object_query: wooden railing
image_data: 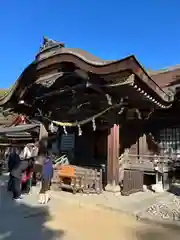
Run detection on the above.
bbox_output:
[119,154,173,172]
[119,153,180,195]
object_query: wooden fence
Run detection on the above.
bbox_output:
[121,169,144,196]
[120,154,170,196]
[52,164,103,194]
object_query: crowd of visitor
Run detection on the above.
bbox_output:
[6,142,53,204]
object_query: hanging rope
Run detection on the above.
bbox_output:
[52,103,123,127]
[40,102,124,127]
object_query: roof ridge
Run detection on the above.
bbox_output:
[150,64,180,75]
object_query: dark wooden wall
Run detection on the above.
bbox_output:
[74,131,95,165]
[120,120,160,157]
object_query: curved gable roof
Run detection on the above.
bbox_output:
[0,37,175,107]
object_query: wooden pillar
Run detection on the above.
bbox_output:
[139,134,147,156]
[105,124,120,192]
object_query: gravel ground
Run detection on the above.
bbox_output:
[137,185,180,223]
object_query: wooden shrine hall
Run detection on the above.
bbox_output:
[0,37,180,195]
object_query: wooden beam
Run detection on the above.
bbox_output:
[36,83,87,100]
[103,74,135,88]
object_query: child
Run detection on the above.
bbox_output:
[21,166,33,194]
[38,155,53,204]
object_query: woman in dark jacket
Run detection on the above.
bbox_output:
[10,156,33,200]
[7,148,20,192]
[38,153,53,204]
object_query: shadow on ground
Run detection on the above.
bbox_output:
[0,175,65,240]
[136,220,180,240]
[168,184,180,196]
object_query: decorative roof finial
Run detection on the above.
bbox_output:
[43,36,49,45]
[39,36,65,52]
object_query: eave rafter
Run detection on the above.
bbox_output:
[130,80,173,109]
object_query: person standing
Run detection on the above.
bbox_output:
[7,148,19,192]
[10,156,31,201]
[38,152,53,204]
[20,144,35,194]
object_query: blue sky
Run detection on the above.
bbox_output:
[0,0,180,88]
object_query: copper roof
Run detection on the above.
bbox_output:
[0,123,39,134]
[36,46,115,65]
[37,36,114,65]
[150,66,180,88]
[0,37,177,108]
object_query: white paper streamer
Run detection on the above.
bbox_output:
[92,118,96,131]
[63,126,68,135]
[78,124,82,136]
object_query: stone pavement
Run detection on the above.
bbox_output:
[50,187,170,216]
[50,185,180,223]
